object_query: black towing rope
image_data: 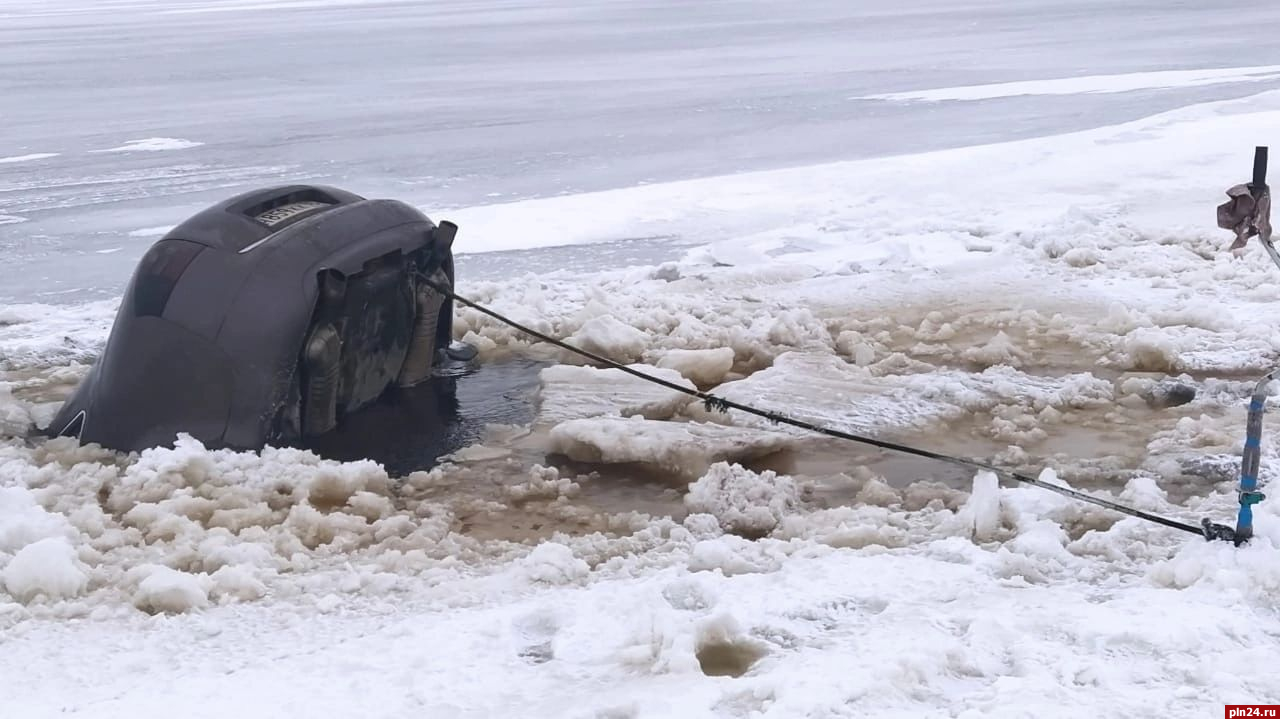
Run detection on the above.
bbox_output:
[420,274,1231,540]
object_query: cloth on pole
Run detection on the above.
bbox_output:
[1218,182,1272,250]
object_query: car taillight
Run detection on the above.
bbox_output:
[132,239,204,317]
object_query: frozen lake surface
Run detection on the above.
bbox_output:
[7,3,1280,717]
[6,0,1280,301]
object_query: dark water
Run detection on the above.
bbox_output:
[302,355,546,476]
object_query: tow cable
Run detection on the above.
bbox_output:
[418,277,1257,545]
[419,146,1279,546]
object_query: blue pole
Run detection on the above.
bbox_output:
[1236,370,1275,545]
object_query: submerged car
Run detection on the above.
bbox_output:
[48,184,465,453]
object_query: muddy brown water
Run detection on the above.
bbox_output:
[578,372,1236,529]
[4,351,1246,544]
[372,351,1237,542]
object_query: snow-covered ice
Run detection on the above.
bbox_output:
[6,89,1280,714]
[860,65,1280,102]
[0,153,60,164]
[5,2,1280,717]
[549,417,794,480]
[88,137,205,153]
[9,0,1280,303]
[125,226,173,238]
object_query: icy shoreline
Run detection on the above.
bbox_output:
[4,89,1280,717]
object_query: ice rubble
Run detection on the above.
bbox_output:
[519,542,591,585]
[131,564,212,613]
[2,536,88,602]
[958,470,1002,541]
[654,347,736,387]
[684,462,801,538]
[565,315,650,363]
